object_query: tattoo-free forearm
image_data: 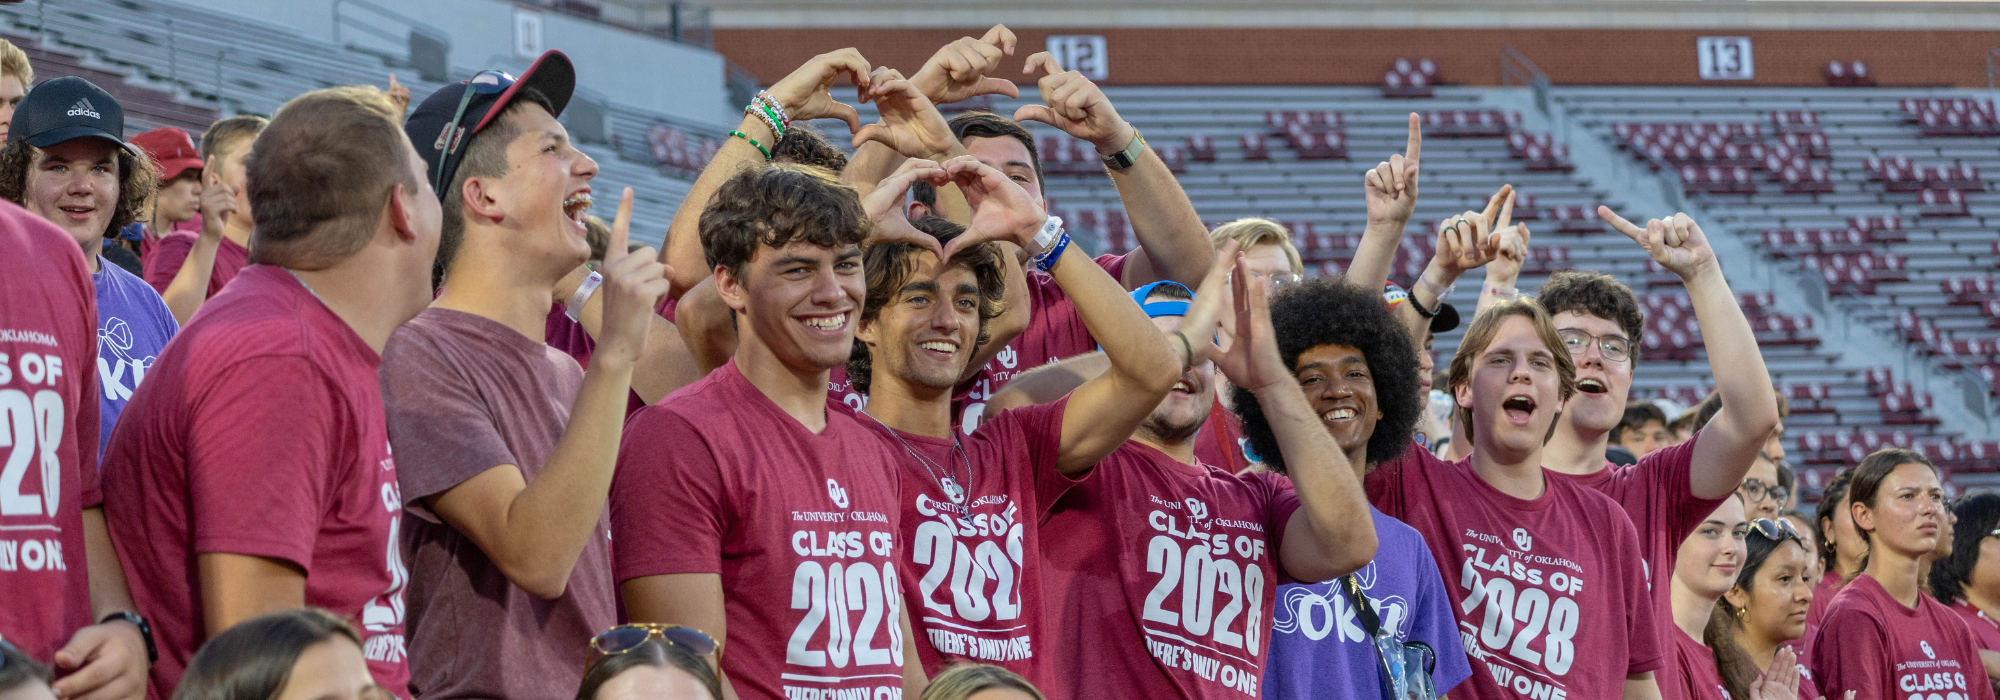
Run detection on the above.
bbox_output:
[1108,143,1212,288]
[160,234,221,325]
[1051,247,1180,474]
[1267,380,1376,582]
[1684,263,1780,498]
[663,115,776,296]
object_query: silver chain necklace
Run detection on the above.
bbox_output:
[860,409,973,506]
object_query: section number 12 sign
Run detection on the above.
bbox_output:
[1045,35,1109,80]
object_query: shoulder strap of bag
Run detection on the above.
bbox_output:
[1339,574,1382,637]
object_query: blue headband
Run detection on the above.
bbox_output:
[1129,280,1193,318]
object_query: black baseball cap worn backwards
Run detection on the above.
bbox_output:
[7,76,141,156]
[406,50,575,201]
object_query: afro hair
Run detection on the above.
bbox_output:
[1232,276,1423,474]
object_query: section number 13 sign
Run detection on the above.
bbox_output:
[1045,35,1109,81]
[1697,37,1754,80]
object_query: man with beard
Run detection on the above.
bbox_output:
[988,260,1378,699]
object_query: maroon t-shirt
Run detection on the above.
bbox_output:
[1191,397,1248,475]
[611,360,908,700]
[542,305,645,417]
[1665,627,1727,700]
[951,254,1127,434]
[0,202,102,662]
[1806,571,1848,631]
[1952,599,2000,652]
[1366,449,1662,700]
[1551,432,1717,694]
[865,398,1077,686]
[102,265,410,697]
[1808,573,1995,700]
[1040,441,1301,700]
[380,308,616,699]
[141,232,247,298]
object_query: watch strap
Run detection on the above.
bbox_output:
[100,610,157,663]
[1102,129,1146,171]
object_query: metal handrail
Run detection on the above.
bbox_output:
[1500,45,1553,117]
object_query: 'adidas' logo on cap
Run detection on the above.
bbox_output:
[66,98,101,120]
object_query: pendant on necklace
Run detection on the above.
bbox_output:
[940,476,966,504]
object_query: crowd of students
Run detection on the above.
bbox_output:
[0,24,1992,700]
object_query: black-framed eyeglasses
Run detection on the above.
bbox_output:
[1749,517,1801,543]
[1739,478,1790,505]
[590,624,717,658]
[433,70,516,192]
[1557,328,1631,362]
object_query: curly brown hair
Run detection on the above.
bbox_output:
[1536,270,1645,359]
[697,163,871,281]
[0,139,158,240]
[846,216,1006,395]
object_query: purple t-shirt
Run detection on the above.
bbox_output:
[380,308,617,699]
[1264,506,1472,697]
[93,259,176,455]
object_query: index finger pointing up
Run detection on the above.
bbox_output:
[1404,112,1422,163]
[1479,184,1513,225]
[607,187,634,264]
[1595,205,1648,240]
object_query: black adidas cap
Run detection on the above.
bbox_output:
[7,76,138,155]
[405,50,574,199]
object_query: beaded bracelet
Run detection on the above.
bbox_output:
[744,92,788,140]
[728,130,772,161]
[755,91,790,127]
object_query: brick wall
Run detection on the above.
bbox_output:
[715,27,2000,88]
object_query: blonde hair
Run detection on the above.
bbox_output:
[1447,297,1577,442]
[0,38,30,87]
[921,664,1045,700]
[1208,218,1303,276]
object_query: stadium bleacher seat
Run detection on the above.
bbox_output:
[1825,61,1877,88]
[1382,59,1438,98]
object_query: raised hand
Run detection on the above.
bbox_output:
[1012,52,1134,153]
[1364,112,1423,226]
[766,48,874,134]
[1212,253,1289,393]
[198,156,235,240]
[594,188,673,366]
[939,155,1045,260]
[1489,221,1531,282]
[1597,206,1719,279]
[386,73,410,116]
[1172,240,1241,367]
[1432,184,1514,276]
[853,69,960,161]
[859,158,950,257]
[911,25,1020,105]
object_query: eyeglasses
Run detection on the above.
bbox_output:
[1749,517,1802,544]
[1557,328,1631,362]
[590,624,717,658]
[433,70,516,192]
[1739,478,1790,505]
[1267,273,1302,289]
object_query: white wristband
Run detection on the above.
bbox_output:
[1032,215,1064,253]
[565,271,604,322]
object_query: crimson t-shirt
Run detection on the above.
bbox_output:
[1192,397,1249,475]
[1550,434,1716,699]
[102,265,410,697]
[0,201,102,662]
[1951,599,2000,652]
[1806,571,1848,631]
[866,399,1077,687]
[611,360,908,700]
[1040,441,1300,700]
[1808,574,1995,700]
[141,232,248,298]
[1665,627,1727,700]
[1366,449,1662,700]
[951,254,1127,434]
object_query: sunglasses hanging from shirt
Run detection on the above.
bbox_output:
[1340,575,1440,700]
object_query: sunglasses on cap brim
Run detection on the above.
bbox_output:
[432,70,516,193]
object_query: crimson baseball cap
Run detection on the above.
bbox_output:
[1383,282,1461,333]
[406,50,575,199]
[130,127,202,181]
[7,76,140,156]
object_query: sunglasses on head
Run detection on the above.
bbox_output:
[1749,517,1801,544]
[433,69,517,192]
[591,624,717,658]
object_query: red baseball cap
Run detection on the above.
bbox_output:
[130,127,202,181]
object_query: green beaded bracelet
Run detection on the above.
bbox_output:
[728,130,772,161]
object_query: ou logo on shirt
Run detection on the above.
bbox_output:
[1922,640,1936,659]
[826,479,849,509]
[1511,528,1533,552]
[996,346,1018,369]
[1183,498,1209,521]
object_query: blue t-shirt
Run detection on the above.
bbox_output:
[93,258,177,455]
[1264,506,1472,697]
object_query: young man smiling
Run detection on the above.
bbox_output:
[987,262,1380,699]
[847,157,1230,686]
[381,51,677,699]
